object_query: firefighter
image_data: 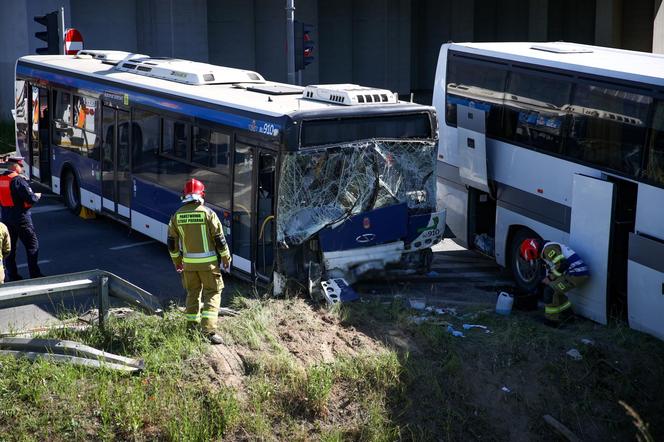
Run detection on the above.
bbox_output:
[520,238,589,325]
[0,157,43,281]
[0,222,10,284]
[167,178,231,345]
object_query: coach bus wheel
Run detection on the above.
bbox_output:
[63,170,82,215]
[510,228,542,293]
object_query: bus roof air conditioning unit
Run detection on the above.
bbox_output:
[302,84,398,105]
[76,50,149,63]
[114,58,265,85]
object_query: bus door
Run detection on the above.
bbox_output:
[28,85,51,183]
[568,174,614,325]
[457,104,490,193]
[232,143,255,276]
[255,151,276,281]
[101,105,131,219]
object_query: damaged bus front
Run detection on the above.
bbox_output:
[274,101,445,300]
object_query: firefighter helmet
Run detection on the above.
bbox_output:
[520,238,541,261]
[182,178,205,202]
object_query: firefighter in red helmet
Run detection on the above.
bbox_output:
[520,238,589,325]
[167,178,231,344]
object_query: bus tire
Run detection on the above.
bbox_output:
[510,228,542,294]
[63,170,82,215]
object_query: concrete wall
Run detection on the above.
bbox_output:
[1,0,662,120]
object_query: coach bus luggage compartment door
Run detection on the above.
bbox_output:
[568,174,614,325]
[456,105,490,193]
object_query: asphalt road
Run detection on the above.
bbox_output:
[11,194,186,303]
[1,187,512,332]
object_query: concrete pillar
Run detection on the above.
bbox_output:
[595,0,622,47]
[136,0,208,62]
[70,0,138,53]
[319,0,353,84]
[207,0,255,70]
[654,0,664,52]
[529,0,548,41]
[254,0,286,82]
[352,0,411,94]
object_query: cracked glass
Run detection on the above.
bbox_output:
[276,139,436,245]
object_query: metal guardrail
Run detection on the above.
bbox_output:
[0,269,163,328]
[0,269,163,372]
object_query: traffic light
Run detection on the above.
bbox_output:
[294,21,315,71]
[34,11,60,55]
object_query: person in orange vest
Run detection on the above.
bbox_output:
[0,222,10,284]
[167,178,231,345]
[0,157,43,281]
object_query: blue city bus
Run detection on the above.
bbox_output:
[14,50,445,297]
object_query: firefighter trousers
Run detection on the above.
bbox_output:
[544,274,588,323]
[182,268,223,333]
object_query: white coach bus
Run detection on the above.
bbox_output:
[433,42,664,339]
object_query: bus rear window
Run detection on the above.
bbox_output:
[300,113,432,147]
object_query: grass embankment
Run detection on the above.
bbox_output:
[0,121,15,154]
[0,296,662,441]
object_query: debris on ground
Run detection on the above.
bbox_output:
[501,386,512,393]
[462,323,488,330]
[447,325,465,337]
[543,414,582,442]
[566,348,583,361]
[408,298,426,310]
[581,338,595,346]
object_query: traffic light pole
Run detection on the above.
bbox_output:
[286,0,296,85]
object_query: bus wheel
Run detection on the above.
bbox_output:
[510,228,542,293]
[63,170,82,215]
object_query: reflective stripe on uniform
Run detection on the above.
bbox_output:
[169,251,180,258]
[183,251,217,264]
[201,310,217,319]
[550,268,563,277]
[186,313,201,322]
[177,226,187,253]
[201,224,209,252]
[552,254,565,264]
[545,301,572,314]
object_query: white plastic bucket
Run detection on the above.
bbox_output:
[496,291,514,315]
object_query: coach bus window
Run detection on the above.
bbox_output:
[502,71,572,154]
[567,83,651,177]
[646,101,664,186]
[131,109,160,180]
[445,57,506,136]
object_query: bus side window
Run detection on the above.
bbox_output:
[162,119,188,160]
[445,56,506,137]
[646,101,664,186]
[566,83,651,177]
[132,109,160,179]
[502,71,572,154]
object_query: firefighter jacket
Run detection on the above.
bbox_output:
[0,222,10,261]
[0,171,39,225]
[541,242,589,279]
[167,201,231,271]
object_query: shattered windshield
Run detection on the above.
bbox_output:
[276,139,436,245]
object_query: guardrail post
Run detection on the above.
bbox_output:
[98,275,109,328]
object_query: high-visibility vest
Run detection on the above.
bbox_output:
[541,242,589,277]
[0,172,31,209]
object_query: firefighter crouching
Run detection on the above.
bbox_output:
[168,178,231,345]
[0,157,43,281]
[520,238,589,325]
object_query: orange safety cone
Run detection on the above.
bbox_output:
[79,207,96,219]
